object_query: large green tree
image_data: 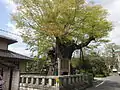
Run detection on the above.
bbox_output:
[11,0,112,74]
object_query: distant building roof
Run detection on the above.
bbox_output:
[0,35,17,44]
[0,49,32,61]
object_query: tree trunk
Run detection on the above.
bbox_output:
[47,36,95,75]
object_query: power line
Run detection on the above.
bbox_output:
[0,29,21,37]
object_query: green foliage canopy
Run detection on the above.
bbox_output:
[11,0,112,56]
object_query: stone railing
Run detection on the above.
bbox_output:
[19,73,93,90]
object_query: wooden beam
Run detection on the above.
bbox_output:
[0,60,16,68]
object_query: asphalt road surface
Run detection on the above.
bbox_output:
[86,74,120,90]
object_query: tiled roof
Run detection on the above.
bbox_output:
[0,49,32,61]
[0,35,17,44]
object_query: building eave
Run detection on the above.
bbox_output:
[0,49,33,61]
[0,35,17,44]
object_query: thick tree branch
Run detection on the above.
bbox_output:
[47,36,95,61]
[75,36,95,49]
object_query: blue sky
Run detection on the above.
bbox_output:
[0,0,31,56]
[0,0,120,56]
[0,2,10,31]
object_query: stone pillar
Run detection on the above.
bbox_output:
[49,78,52,86]
[68,77,71,84]
[61,59,69,75]
[68,60,71,75]
[3,68,10,90]
[58,58,61,75]
[36,78,39,85]
[42,78,45,85]
[26,77,28,84]
[11,69,20,90]
[31,78,34,84]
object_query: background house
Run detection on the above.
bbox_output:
[0,35,31,90]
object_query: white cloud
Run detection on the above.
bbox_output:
[100,0,120,45]
[6,22,22,41]
[118,21,120,24]
[0,0,17,13]
[5,22,32,56]
[8,44,31,57]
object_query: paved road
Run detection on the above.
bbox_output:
[86,75,120,90]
